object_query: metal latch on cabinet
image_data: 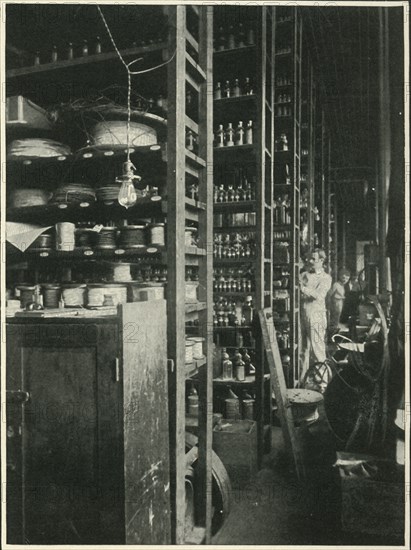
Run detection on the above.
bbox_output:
[6,390,30,403]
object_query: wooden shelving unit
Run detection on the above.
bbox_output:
[301,50,316,253]
[211,6,274,467]
[5,4,214,545]
[273,6,302,387]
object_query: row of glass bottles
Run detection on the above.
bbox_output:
[214,23,255,52]
[276,45,292,55]
[214,211,256,229]
[214,121,253,147]
[214,77,254,99]
[276,93,292,104]
[221,347,255,381]
[273,230,291,240]
[214,232,256,259]
[273,195,291,225]
[275,133,289,152]
[213,179,256,203]
[213,267,254,293]
[213,296,254,327]
[132,267,168,283]
[276,75,293,86]
[276,105,292,117]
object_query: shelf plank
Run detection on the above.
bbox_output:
[7,42,168,79]
[185,302,207,314]
[214,200,256,212]
[185,30,199,53]
[213,44,256,57]
[214,94,257,105]
[214,257,256,265]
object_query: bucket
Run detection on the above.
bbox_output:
[287,389,323,424]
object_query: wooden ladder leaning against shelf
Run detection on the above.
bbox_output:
[258,308,305,480]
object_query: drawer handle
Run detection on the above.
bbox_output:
[6,390,30,403]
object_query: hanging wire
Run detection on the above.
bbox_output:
[96,4,176,167]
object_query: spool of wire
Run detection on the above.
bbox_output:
[62,284,86,307]
[149,223,165,246]
[119,225,146,248]
[29,233,54,251]
[51,183,96,208]
[55,222,76,251]
[42,284,61,308]
[95,227,117,249]
[112,263,132,282]
[96,183,122,205]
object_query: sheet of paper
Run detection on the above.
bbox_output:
[6,222,53,252]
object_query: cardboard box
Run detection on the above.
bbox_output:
[213,419,257,488]
[337,451,405,538]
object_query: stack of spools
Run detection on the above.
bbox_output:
[7,138,71,159]
[119,225,146,248]
[11,188,50,208]
[51,183,96,207]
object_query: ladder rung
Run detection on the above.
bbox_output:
[185,163,199,179]
[186,52,206,82]
[185,71,200,93]
[189,5,200,17]
[185,30,199,53]
[185,115,199,134]
[186,149,206,168]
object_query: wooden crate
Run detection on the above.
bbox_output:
[213,420,257,488]
[337,452,405,538]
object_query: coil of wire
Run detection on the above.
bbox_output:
[51,183,96,207]
[95,227,118,249]
[96,183,122,205]
[61,284,86,307]
[87,284,128,307]
[119,225,147,249]
[10,188,51,208]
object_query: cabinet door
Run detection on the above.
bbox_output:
[6,322,122,544]
[121,301,171,544]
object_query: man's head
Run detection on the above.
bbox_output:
[338,267,351,284]
[308,249,326,272]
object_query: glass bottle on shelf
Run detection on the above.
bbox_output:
[216,125,225,147]
[222,348,233,380]
[247,25,255,45]
[235,356,246,381]
[95,36,102,54]
[224,80,231,98]
[227,25,236,49]
[82,39,88,56]
[245,120,253,144]
[186,129,195,151]
[232,78,241,97]
[225,123,234,147]
[34,51,40,65]
[214,81,222,100]
[244,77,253,95]
[217,27,226,51]
[235,121,244,146]
[238,22,246,48]
[243,295,253,325]
[51,45,58,62]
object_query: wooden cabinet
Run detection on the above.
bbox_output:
[6,302,170,545]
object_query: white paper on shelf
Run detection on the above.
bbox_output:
[6,222,53,252]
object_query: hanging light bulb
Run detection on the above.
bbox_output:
[117,160,141,209]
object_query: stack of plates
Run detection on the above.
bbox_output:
[51,183,96,207]
[7,138,71,159]
[96,183,122,205]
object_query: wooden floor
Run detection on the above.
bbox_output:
[213,417,404,546]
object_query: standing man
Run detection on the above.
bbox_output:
[299,249,332,382]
